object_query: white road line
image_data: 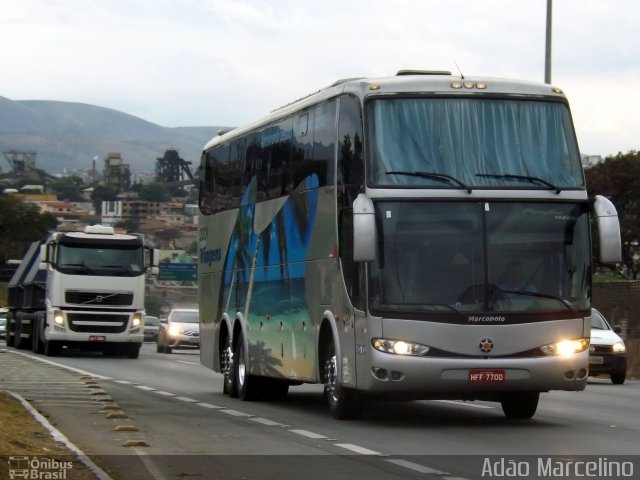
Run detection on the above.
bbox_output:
[220,409,253,417]
[113,380,134,384]
[435,399,495,409]
[153,390,175,396]
[289,429,327,439]
[196,402,223,409]
[177,360,199,365]
[250,417,285,426]
[10,351,111,380]
[135,385,156,391]
[385,459,449,475]
[334,444,381,455]
[175,396,198,403]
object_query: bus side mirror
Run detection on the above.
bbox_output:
[593,195,622,264]
[353,194,376,262]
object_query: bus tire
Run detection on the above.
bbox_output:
[323,337,364,420]
[500,392,539,419]
[234,334,259,401]
[222,336,237,397]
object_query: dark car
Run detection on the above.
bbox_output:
[156,308,199,354]
[589,308,627,384]
[143,316,160,342]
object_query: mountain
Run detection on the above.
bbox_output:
[0,96,222,174]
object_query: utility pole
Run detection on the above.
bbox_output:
[545,0,553,84]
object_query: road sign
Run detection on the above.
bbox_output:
[158,263,197,282]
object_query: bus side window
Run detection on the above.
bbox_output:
[337,95,364,211]
[339,208,364,311]
[199,151,215,215]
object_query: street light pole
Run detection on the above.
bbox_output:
[545,0,553,84]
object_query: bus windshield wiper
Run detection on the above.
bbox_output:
[386,171,472,193]
[475,173,561,194]
[497,288,575,311]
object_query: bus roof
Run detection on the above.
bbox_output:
[204,71,567,151]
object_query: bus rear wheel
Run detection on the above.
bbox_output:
[323,337,364,420]
[234,334,260,401]
[500,392,539,419]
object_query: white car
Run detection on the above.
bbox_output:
[0,308,7,342]
[589,308,627,384]
[156,308,199,354]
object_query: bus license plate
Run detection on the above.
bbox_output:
[469,369,505,383]
[89,336,106,342]
[589,356,604,365]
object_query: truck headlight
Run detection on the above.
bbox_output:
[372,338,430,356]
[53,310,64,326]
[541,338,589,357]
[131,313,142,329]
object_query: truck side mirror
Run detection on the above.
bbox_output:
[593,195,622,264]
[353,194,376,262]
[147,248,160,275]
[38,245,48,270]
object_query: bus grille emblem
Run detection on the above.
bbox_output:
[479,338,494,353]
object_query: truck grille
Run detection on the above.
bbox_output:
[66,313,129,333]
[65,291,134,306]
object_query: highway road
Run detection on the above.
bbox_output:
[2,343,639,480]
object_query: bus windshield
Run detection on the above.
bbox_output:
[367,98,583,189]
[56,244,145,277]
[368,201,591,320]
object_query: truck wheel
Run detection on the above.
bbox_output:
[610,371,626,385]
[126,344,141,359]
[45,340,61,357]
[32,313,45,354]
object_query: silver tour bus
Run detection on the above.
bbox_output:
[197,71,621,419]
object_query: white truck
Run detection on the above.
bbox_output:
[6,225,158,358]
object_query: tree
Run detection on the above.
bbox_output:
[49,176,85,201]
[139,182,172,202]
[90,185,119,215]
[0,196,58,262]
[585,150,640,278]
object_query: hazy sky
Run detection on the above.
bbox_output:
[2,0,639,157]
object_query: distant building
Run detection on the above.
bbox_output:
[103,153,131,191]
[581,154,603,169]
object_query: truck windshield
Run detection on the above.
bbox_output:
[366,98,583,189]
[56,244,145,277]
[368,201,591,321]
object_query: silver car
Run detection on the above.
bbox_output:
[156,308,199,354]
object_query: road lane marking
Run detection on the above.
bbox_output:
[154,390,175,396]
[135,385,156,391]
[334,443,381,455]
[289,429,327,439]
[175,396,198,403]
[113,380,134,384]
[196,402,223,409]
[250,417,285,426]
[220,409,253,417]
[386,459,449,475]
[177,360,199,365]
[10,351,111,380]
[434,399,494,409]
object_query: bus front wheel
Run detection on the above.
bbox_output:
[323,338,364,420]
[500,392,539,419]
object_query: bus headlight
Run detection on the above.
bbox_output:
[372,338,430,356]
[612,342,626,353]
[540,338,589,357]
